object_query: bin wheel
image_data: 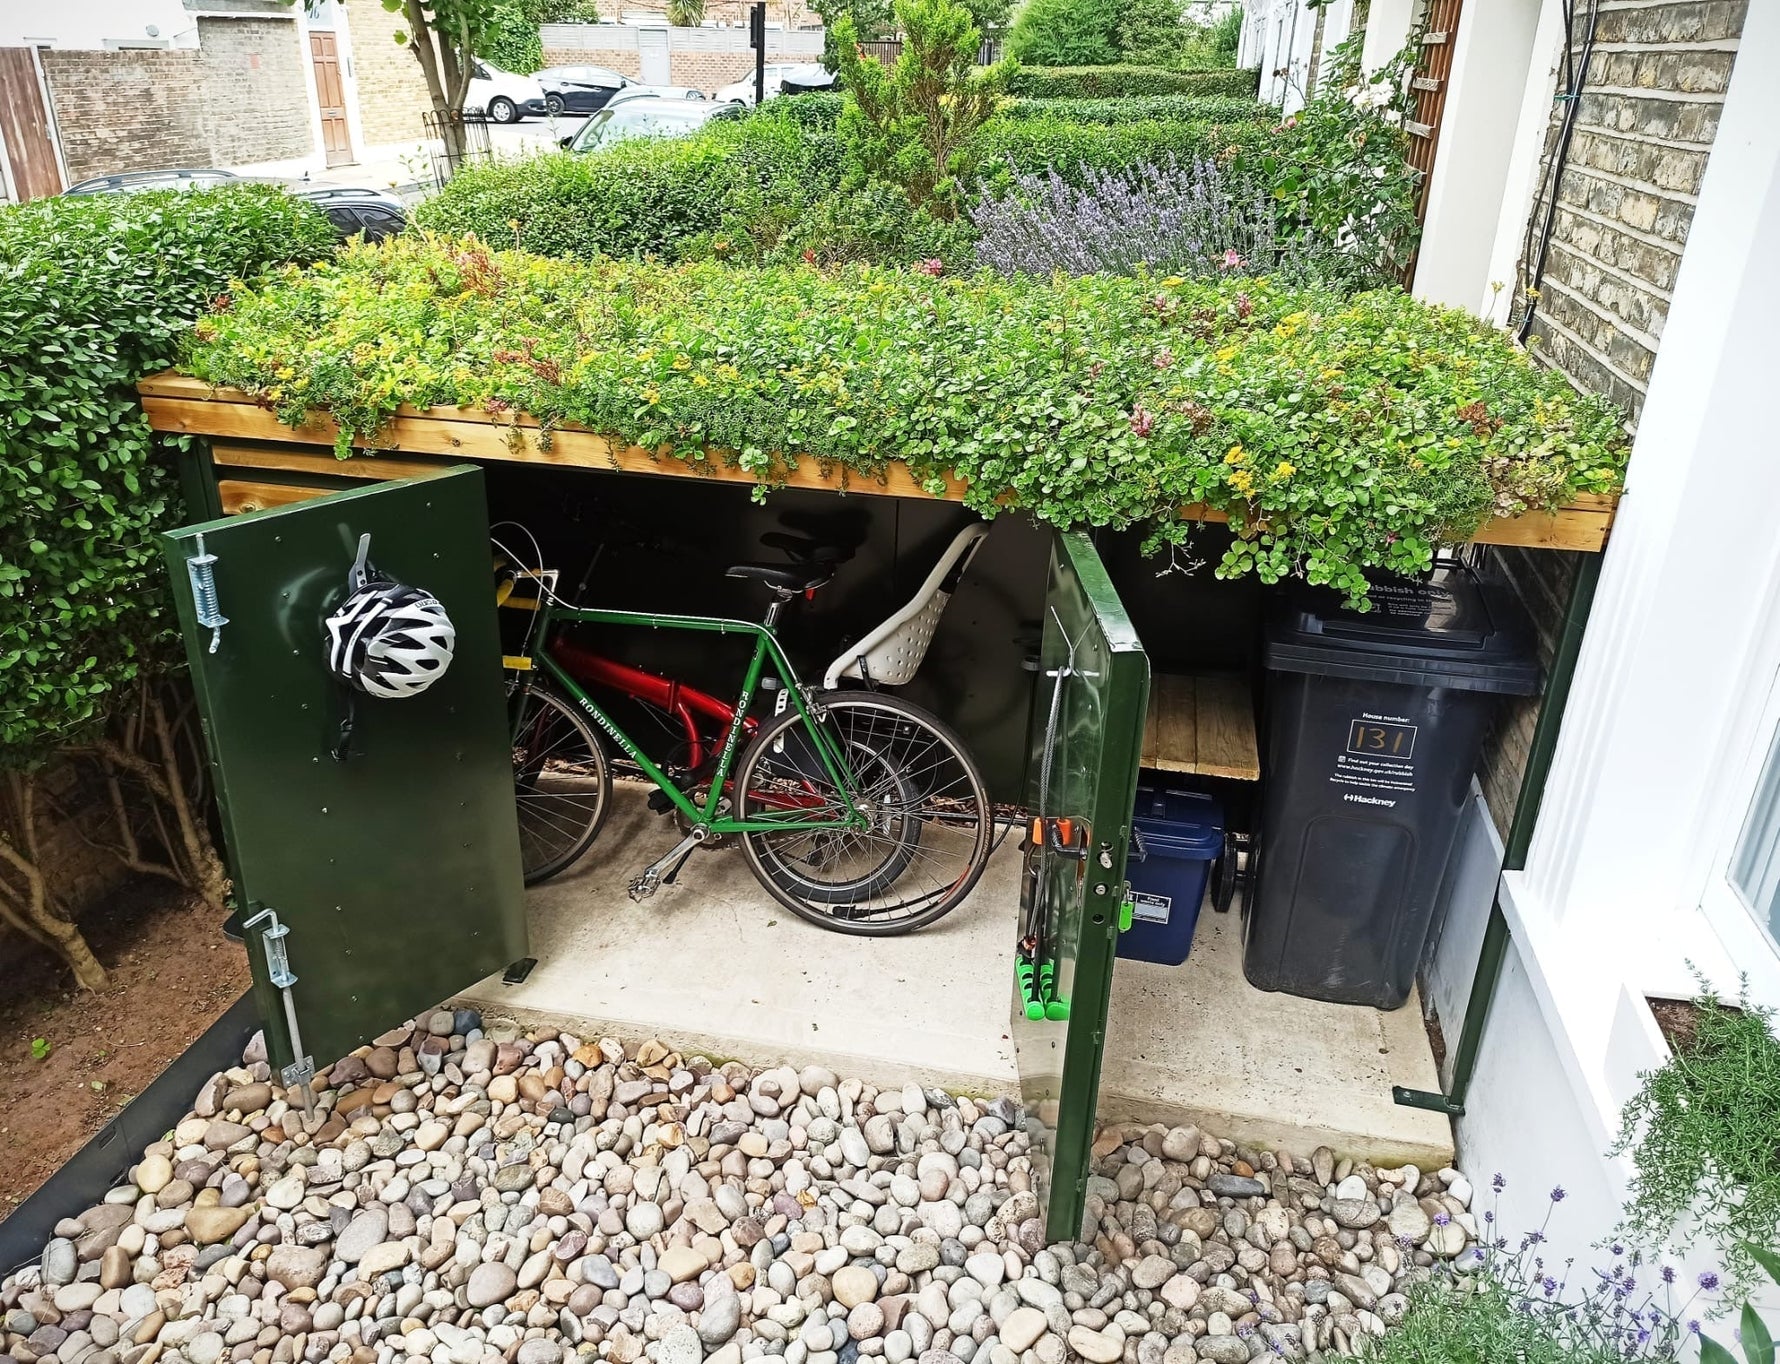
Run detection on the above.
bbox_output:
[1212,830,1250,914]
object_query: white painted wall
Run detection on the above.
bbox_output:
[1411,0,1544,309]
[1359,0,1417,74]
[0,0,199,49]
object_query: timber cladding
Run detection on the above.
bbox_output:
[39,17,313,183]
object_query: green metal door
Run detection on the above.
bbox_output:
[1014,531,1150,1241]
[161,467,526,1086]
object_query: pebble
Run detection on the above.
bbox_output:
[0,1014,1482,1364]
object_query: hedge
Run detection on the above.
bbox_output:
[0,186,335,758]
[184,236,1628,604]
[1006,65,1261,99]
[997,94,1269,124]
[417,110,1274,265]
[416,115,843,263]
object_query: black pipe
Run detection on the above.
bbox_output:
[1395,550,1603,1116]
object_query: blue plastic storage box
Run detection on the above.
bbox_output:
[1118,781,1223,966]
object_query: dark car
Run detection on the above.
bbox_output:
[536,64,632,116]
[63,170,408,242]
[562,97,745,152]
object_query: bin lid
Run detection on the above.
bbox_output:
[1263,564,1541,694]
[1132,784,1224,859]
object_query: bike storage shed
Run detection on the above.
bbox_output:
[140,371,1617,1242]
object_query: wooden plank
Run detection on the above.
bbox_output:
[218,480,335,515]
[211,443,451,482]
[1411,75,1442,91]
[1141,674,1199,774]
[1193,673,1260,782]
[142,375,1618,549]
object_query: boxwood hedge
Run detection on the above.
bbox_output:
[1005,65,1262,99]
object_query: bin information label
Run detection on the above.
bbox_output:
[1131,891,1171,924]
[1332,711,1419,806]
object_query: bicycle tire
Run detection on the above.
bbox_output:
[511,684,612,885]
[732,691,993,936]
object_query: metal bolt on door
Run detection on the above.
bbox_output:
[1013,532,1150,1242]
[160,467,527,1083]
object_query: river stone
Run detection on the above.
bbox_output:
[659,1324,705,1364]
[698,1292,742,1345]
[1330,1198,1382,1230]
[135,1154,173,1195]
[468,1261,518,1307]
[266,1245,327,1291]
[187,1204,251,1245]
[1067,1327,1123,1363]
[660,1246,706,1284]
[1206,1173,1266,1199]
[1000,1309,1047,1353]
[832,1265,880,1309]
[359,1241,411,1277]
[336,1206,389,1263]
[41,1238,76,1285]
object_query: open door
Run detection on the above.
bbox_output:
[1014,532,1150,1241]
[160,467,526,1088]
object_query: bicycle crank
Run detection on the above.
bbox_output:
[627,826,709,902]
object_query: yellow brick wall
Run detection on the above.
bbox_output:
[344,0,435,148]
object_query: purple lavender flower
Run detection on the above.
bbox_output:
[1698,1272,1719,1291]
[1434,1212,1451,1227]
[1661,1265,1676,1284]
[1492,1172,1507,1191]
[1550,1186,1567,1203]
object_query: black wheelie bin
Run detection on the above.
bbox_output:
[1244,563,1540,1009]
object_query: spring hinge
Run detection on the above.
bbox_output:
[185,533,228,654]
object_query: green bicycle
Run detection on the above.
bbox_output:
[503,529,995,935]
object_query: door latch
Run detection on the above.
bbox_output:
[185,533,228,654]
[242,907,317,1118]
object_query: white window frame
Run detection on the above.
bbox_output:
[1688,571,1780,1008]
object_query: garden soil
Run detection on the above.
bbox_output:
[0,883,248,1220]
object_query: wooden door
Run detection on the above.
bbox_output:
[308,30,353,167]
[637,28,671,87]
[0,47,64,200]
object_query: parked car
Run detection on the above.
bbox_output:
[561,97,744,152]
[536,64,632,115]
[604,84,707,107]
[715,63,836,105]
[63,168,242,194]
[466,60,549,122]
[62,170,408,242]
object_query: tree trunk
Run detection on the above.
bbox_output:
[0,774,109,990]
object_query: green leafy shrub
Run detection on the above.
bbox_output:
[1249,35,1421,286]
[832,0,1014,216]
[184,235,1628,605]
[0,185,331,985]
[997,94,1266,124]
[1113,0,1192,67]
[971,114,1274,193]
[1004,0,1121,66]
[415,117,843,261]
[0,186,335,759]
[478,5,545,73]
[1613,988,1780,1301]
[1005,65,1259,99]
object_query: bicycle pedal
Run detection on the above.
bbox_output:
[646,789,675,814]
[627,874,659,902]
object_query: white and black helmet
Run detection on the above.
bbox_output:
[324,539,456,700]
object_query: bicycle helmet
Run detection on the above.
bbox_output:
[324,542,456,700]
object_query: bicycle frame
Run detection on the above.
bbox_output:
[515,595,870,836]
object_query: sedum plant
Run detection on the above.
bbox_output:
[184,235,1627,607]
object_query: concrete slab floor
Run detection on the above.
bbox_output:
[457,783,1024,1097]
[459,785,1454,1167]
[1099,910,1456,1170]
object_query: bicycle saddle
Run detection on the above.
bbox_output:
[726,562,833,594]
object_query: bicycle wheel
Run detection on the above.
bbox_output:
[511,685,612,885]
[732,692,993,935]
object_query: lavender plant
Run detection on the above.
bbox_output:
[1363,1179,1727,1364]
[969,154,1357,286]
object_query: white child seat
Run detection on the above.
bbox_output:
[822,524,990,690]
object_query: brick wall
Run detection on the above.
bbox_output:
[542,45,644,77]
[1474,0,1747,841]
[343,0,435,148]
[541,23,824,94]
[42,16,313,182]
